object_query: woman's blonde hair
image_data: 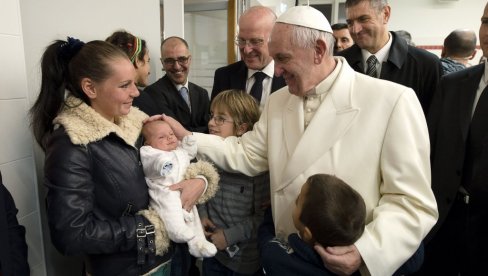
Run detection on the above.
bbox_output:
[211,90,260,136]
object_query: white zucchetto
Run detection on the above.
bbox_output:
[276,5,333,33]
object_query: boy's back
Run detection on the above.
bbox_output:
[259,208,335,276]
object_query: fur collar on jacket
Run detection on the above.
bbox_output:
[53,96,148,146]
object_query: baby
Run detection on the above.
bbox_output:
[140,120,217,258]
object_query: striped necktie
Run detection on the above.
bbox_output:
[366,55,378,78]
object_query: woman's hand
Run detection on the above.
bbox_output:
[170,178,205,211]
[314,244,362,275]
[162,114,192,140]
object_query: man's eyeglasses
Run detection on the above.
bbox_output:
[161,56,191,66]
[234,37,265,48]
[209,114,234,126]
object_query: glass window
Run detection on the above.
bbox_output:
[310,4,332,20]
[338,2,346,23]
[184,9,227,95]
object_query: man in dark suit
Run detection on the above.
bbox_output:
[212,6,286,110]
[338,0,441,114]
[417,3,488,275]
[139,36,210,133]
[0,171,30,275]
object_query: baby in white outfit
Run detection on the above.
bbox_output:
[140,120,216,258]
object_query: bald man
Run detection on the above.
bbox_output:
[141,36,210,133]
[211,6,286,110]
[440,29,477,75]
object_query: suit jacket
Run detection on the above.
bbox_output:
[140,75,210,133]
[338,31,441,114]
[0,172,30,275]
[194,57,438,276]
[427,63,487,239]
[133,89,159,117]
[211,60,287,100]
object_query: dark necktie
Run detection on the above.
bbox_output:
[366,55,378,78]
[250,71,267,102]
[462,85,488,191]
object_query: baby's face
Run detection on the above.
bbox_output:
[144,121,178,151]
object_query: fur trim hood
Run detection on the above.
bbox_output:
[53,96,148,146]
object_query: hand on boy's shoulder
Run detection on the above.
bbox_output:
[314,244,361,275]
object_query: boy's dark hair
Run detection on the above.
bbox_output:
[300,174,366,247]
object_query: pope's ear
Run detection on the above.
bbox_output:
[81,78,97,99]
[315,39,327,63]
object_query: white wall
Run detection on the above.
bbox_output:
[0,0,46,275]
[15,0,161,274]
[389,0,483,45]
[387,0,485,63]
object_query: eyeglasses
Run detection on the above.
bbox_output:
[234,37,265,48]
[209,114,234,126]
[161,55,191,66]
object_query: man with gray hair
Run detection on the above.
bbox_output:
[161,5,437,275]
[211,6,286,110]
[339,0,441,114]
[440,29,477,75]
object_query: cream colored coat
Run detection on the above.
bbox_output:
[194,58,438,276]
